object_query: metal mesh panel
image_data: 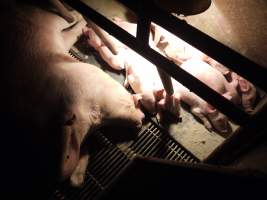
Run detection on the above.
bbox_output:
[126,122,198,163]
[51,45,199,200]
[52,120,199,200]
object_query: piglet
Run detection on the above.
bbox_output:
[151,23,257,113]
[84,19,240,134]
[150,23,204,64]
[172,59,241,133]
[230,72,257,113]
[84,21,180,117]
[202,56,257,113]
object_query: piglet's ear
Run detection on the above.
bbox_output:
[60,115,80,180]
[222,93,233,102]
[132,94,142,107]
[153,89,165,101]
[206,103,216,114]
[238,78,250,92]
[150,23,162,45]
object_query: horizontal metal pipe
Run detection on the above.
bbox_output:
[136,1,174,95]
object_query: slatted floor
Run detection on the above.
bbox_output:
[52,121,199,200]
[120,122,197,162]
[52,46,199,200]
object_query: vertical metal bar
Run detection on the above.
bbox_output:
[136,0,174,95]
[157,68,174,95]
[136,0,150,44]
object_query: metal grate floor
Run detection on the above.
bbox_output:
[52,121,199,200]
[51,46,200,200]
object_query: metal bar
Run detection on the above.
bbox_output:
[136,0,174,95]
[157,68,174,95]
[117,0,267,93]
[64,0,249,125]
[136,1,150,44]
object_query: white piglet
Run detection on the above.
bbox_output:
[172,59,241,134]
[85,18,242,134]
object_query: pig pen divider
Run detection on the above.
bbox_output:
[64,0,267,164]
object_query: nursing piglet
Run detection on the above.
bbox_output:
[84,21,180,117]
[85,19,243,133]
[171,59,241,133]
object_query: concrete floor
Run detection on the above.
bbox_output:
[77,0,265,161]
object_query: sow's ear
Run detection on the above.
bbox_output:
[60,114,81,180]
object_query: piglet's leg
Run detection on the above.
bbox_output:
[204,57,230,77]
[98,47,126,70]
[156,90,181,118]
[191,107,213,132]
[165,93,181,117]
[84,27,102,49]
[70,152,89,187]
[150,23,163,46]
[205,103,232,134]
[207,112,232,135]
[140,91,157,115]
[85,28,125,70]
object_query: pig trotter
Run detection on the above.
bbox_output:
[206,104,232,134]
[70,153,90,187]
[156,90,181,119]
[191,107,213,132]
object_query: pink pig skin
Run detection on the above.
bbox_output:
[151,23,257,113]
[174,59,241,134]
[3,7,145,188]
[85,18,244,134]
